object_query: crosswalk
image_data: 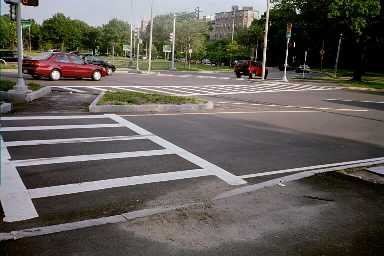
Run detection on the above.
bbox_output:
[0,114,245,223]
[52,82,339,96]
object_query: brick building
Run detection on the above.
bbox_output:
[210,6,258,41]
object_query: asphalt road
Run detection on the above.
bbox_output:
[0,70,383,255]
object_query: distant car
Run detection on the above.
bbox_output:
[0,51,18,63]
[278,64,297,71]
[81,54,116,76]
[23,52,107,81]
[296,65,311,73]
[201,59,211,65]
[234,60,268,79]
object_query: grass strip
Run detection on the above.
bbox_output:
[98,91,206,105]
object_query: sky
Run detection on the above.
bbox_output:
[0,0,266,26]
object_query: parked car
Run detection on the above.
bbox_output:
[23,52,107,81]
[278,63,297,71]
[296,64,311,73]
[234,60,268,79]
[0,51,18,63]
[80,54,116,76]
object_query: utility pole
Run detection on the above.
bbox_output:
[334,33,343,78]
[148,0,154,73]
[282,23,292,82]
[231,8,235,42]
[171,14,176,70]
[261,0,270,80]
[130,24,133,63]
[136,28,140,72]
[194,7,201,20]
[28,24,31,53]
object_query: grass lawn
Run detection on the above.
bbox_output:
[0,63,17,69]
[98,91,206,105]
[102,57,232,72]
[0,79,42,91]
[306,69,384,89]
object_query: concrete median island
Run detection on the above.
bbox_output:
[0,79,51,103]
[89,91,214,113]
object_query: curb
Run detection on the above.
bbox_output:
[0,102,12,113]
[89,92,214,113]
[344,87,384,93]
[25,86,52,102]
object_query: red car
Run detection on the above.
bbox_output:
[234,60,268,79]
[23,52,107,81]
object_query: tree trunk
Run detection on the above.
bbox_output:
[352,39,367,81]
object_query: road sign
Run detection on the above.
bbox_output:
[21,19,31,29]
[163,45,171,53]
[188,48,193,54]
[320,49,325,56]
[123,44,130,52]
[21,0,39,6]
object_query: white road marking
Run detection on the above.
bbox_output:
[1,115,109,121]
[5,135,152,147]
[11,149,173,167]
[51,86,87,93]
[28,169,211,199]
[147,135,246,186]
[326,99,384,104]
[0,137,39,222]
[215,159,384,200]
[220,101,369,112]
[0,123,123,132]
[239,157,384,179]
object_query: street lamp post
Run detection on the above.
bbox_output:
[282,23,292,82]
[148,0,154,73]
[136,28,140,72]
[261,0,270,80]
[171,14,176,70]
[334,33,343,78]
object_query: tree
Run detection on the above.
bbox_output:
[329,0,381,80]
[41,13,71,50]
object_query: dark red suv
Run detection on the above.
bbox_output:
[234,60,268,79]
[23,52,107,81]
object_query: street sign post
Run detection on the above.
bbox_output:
[163,45,171,53]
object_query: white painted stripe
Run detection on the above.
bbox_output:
[239,157,384,179]
[115,87,148,94]
[1,123,123,132]
[214,159,384,200]
[106,114,153,136]
[326,99,384,104]
[147,136,246,186]
[52,86,87,93]
[28,169,210,199]
[120,110,320,117]
[11,149,173,167]
[1,115,108,121]
[137,87,180,96]
[5,135,152,147]
[0,137,38,222]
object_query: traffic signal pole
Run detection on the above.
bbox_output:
[13,1,28,93]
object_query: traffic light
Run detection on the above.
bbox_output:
[169,33,174,42]
[21,0,39,6]
[9,4,16,21]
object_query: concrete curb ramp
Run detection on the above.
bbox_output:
[1,86,51,103]
[89,92,214,113]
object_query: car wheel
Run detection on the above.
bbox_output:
[50,69,61,81]
[92,70,102,81]
[235,72,241,78]
[264,70,269,80]
[107,68,113,76]
[249,73,253,79]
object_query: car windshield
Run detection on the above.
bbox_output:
[32,52,53,60]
